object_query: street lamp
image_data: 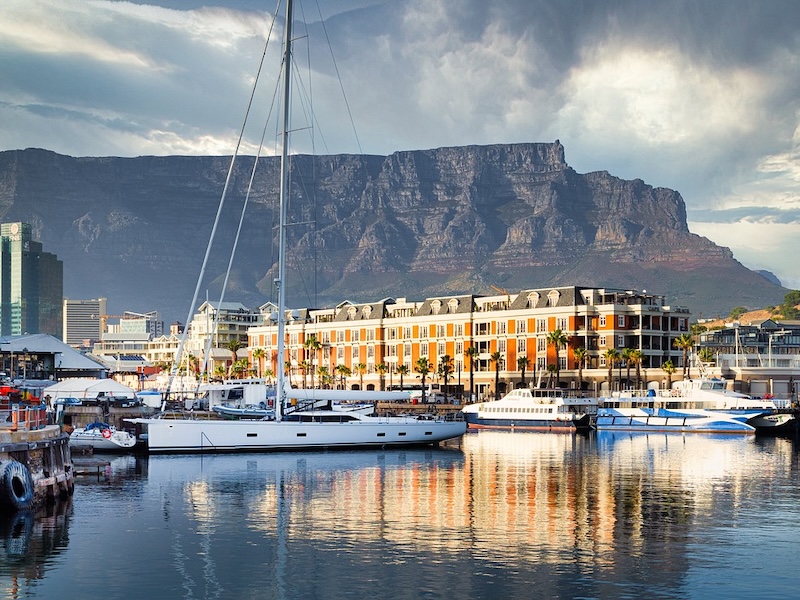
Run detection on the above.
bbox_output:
[22,347,28,381]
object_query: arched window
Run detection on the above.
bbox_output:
[547,290,560,306]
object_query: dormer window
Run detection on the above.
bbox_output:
[448,298,459,313]
[431,300,442,315]
[547,290,560,306]
[527,292,540,308]
[347,306,357,320]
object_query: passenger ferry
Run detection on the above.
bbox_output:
[461,387,598,431]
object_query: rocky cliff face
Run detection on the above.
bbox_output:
[0,142,784,324]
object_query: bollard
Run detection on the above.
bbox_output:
[11,403,18,431]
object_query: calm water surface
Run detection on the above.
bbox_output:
[2,431,799,599]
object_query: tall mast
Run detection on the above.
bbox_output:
[275,0,293,422]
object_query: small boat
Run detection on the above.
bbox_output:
[747,409,797,435]
[69,422,137,452]
[461,387,598,431]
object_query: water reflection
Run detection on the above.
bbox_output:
[2,434,799,599]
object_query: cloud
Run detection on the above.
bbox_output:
[2,0,800,292]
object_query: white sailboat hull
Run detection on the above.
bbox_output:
[129,415,466,453]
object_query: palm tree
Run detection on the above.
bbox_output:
[317,365,331,388]
[546,329,568,387]
[517,355,530,388]
[354,362,367,390]
[263,368,275,385]
[546,364,557,388]
[490,351,503,401]
[698,347,714,365]
[335,364,351,389]
[299,359,310,388]
[464,346,479,403]
[304,335,322,387]
[604,348,620,391]
[673,333,694,379]
[213,364,226,381]
[662,359,676,389]
[396,364,409,391]
[225,339,244,376]
[284,360,293,385]
[622,348,634,389]
[572,347,587,391]
[376,363,388,391]
[629,349,644,389]
[438,354,453,403]
[252,348,265,379]
[414,357,431,403]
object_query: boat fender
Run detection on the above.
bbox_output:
[0,460,35,511]
[102,429,112,439]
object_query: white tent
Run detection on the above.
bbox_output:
[43,378,136,402]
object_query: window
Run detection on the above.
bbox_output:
[556,317,567,331]
[537,357,546,370]
[352,346,359,360]
[498,321,507,334]
[527,292,540,307]
[337,347,344,360]
[618,315,625,328]
[431,300,442,315]
[599,335,607,347]
[617,335,624,347]
[599,316,606,327]
[559,356,567,370]
[403,327,412,339]
[454,323,463,337]
[498,339,506,352]
[448,298,459,312]
[437,342,446,355]
[537,338,547,351]
[517,338,526,353]
[436,324,446,337]
[404,342,412,356]
[476,322,490,335]
[366,329,375,341]
[336,331,345,343]
[419,326,428,339]
[516,320,526,334]
[536,319,547,333]
[387,344,397,357]
[455,341,463,355]
[547,290,560,306]
[351,329,360,342]
[367,346,375,358]
[388,328,398,340]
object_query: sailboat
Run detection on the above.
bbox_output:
[128,0,466,453]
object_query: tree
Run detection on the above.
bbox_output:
[572,347,587,391]
[464,346,479,403]
[622,347,634,389]
[414,357,431,403]
[662,360,676,389]
[376,363,388,391]
[335,364,351,389]
[213,364,226,381]
[546,364,557,388]
[396,364,409,391]
[629,349,644,389]
[299,359,310,388]
[304,335,322,387]
[673,333,694,379]
[354,362,367,390]
[546,329,568,387]
[729,306,747,320]
[604,348,620,391]
[225,339,243,376]
[517,355,530,388]
[698,347,714,364]
[438,354,453,403]
[317,365,331,388]
[490,351,503,401]
[252,348,265,379]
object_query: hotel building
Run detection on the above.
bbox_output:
[247,286,692,399]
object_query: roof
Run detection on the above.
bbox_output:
[42,377,136,398]
[0,333,107,372]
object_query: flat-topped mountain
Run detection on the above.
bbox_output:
[0,142,785,324]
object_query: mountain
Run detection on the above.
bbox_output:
[0,142,786,325]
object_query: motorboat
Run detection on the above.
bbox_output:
[69,421,137,452]
[461,387,598,431]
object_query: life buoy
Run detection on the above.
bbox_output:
[0,460,35,511]
[102,429,112,439]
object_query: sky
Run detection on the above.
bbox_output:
[2,0,800,290]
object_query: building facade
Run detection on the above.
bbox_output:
[63,297,107,347]
[0,222,63,338]
[247,287,692,399]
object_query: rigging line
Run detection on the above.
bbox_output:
[314,0,363,154]
[165,1,281,398]
[200,41,286,384]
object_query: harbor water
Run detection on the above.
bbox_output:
[2,430,799,599]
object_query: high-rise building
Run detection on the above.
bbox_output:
[0,222,64,337]
[63,297,107,347]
